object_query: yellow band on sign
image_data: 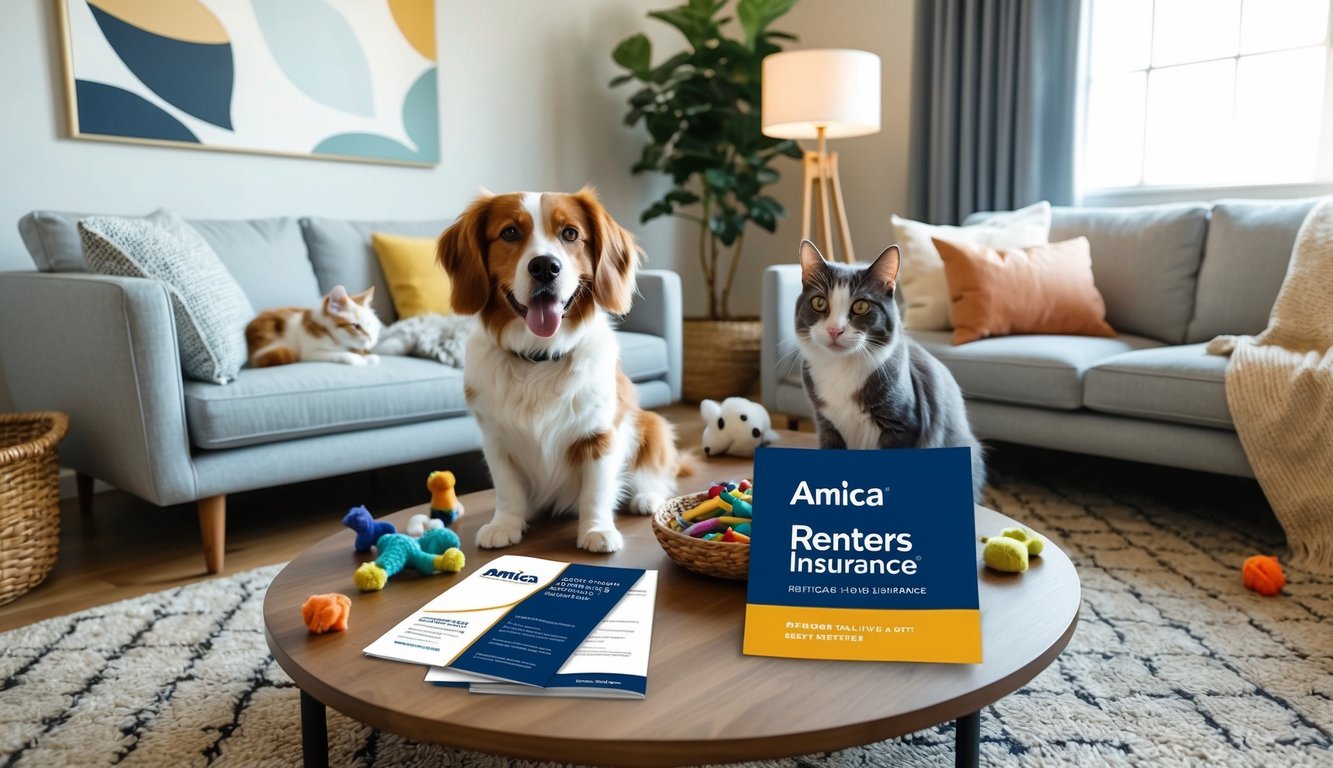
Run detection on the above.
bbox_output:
[742,605,983,663]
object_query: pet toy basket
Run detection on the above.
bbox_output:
[652,492,749,580]
[0,412,69,607]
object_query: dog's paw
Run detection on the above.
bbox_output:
[578,528,624,553]
[476,520,525,549]
[629,493,665,516]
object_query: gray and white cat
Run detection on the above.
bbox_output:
[794,240,986,501]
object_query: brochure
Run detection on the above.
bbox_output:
[426,570,658,699]
[363,555,644,687]
[743,445,982,664]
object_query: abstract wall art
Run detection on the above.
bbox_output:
[58,0,440,166]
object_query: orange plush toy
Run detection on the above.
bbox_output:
[427,470,464,525]
[302,593,351,633]
[1242,555,1285,597]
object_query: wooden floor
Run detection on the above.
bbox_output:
[0,404,708,632]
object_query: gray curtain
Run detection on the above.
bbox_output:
[908,0,1082,224]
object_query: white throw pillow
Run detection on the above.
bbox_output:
[79,210,255,385]
[891,201,1052,330]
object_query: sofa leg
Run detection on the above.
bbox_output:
[786,416,800,431]
[198,495,226,574]
[76,473,95,516]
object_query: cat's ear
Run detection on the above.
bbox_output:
[867,245,900,294]
[438,195,494,315]
[325,285,350,313]
[351,286,375,307]
[798,240,827,283]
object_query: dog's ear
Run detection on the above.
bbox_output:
[574,186,640,315]
[437,195,494,315]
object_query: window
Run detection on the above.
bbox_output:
[1081,0,1333,193]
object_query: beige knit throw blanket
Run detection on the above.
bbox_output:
[1207,197,1333,574]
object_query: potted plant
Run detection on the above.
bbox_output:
[611,0,801,401]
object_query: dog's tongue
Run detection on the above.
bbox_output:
[525,295,562,338]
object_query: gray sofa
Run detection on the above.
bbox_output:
[762,198,1322,478]
[1,212,682,572]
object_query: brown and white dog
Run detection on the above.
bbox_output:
[437,188,682,553]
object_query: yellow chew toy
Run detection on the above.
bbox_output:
[983,538,1029,573]
[981,526,1046,573]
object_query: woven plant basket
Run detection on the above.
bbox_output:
[652,492,749,580]
[682,318,762,403]
[0,412,69,607]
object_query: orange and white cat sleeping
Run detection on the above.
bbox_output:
[245,285,383,367]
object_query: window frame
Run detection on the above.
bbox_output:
[1076,0,1333,205]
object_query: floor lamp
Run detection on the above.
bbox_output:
[762,49,881,263]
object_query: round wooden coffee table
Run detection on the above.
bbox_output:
[264,436,1080,768]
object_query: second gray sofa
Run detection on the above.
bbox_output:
[761,198,1322,478]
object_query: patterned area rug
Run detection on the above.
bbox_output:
[2,458,1331,767]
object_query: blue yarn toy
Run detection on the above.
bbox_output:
[342,505,396,553]
[353,528,465,591]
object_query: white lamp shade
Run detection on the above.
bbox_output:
[762,49,881,140]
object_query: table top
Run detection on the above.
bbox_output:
[264,433,1081,767]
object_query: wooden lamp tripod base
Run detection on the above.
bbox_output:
[801,125,855,263]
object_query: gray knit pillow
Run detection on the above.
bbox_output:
[79,210,255,385]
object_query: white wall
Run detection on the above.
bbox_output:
[0,0,914,319]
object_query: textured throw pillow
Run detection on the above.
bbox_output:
[371,232,453,318]
[79,210,255,384]
[933,235,1116,345]
[891,201,1052,331]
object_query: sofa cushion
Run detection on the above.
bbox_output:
[1048,204,1209,344]
[79,210,254,385]
[932,236,1115,344]
[1083,344,1230,429]
[18,210,89,272]
[301,218,449,325]
[617,331,669,383]
[18,210,321,310]
[183,356,468,450]
[911,330,1164,410]
[188,218,323,311]
[891,201,1051,331]
[371,232,453,317]
[1185,198,1320,343]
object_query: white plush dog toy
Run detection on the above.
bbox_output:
[700,397,779,457]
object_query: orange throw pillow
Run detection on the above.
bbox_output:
[932,236,1116,345]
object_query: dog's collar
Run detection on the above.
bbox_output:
[510,348,566,363]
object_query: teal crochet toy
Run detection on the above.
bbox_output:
[353,528,465,592]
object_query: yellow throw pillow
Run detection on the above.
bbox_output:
[371,232,452,317]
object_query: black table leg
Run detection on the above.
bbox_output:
[301,689,329,768]
[955,709,980,768]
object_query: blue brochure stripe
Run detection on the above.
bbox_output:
[545,673,646,695]
[449,564,644,687]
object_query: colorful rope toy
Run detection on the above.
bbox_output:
[353,528,465,592]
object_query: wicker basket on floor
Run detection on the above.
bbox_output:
[681,319,762,403]
[0,412,69,607]
[652,492,750,580]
